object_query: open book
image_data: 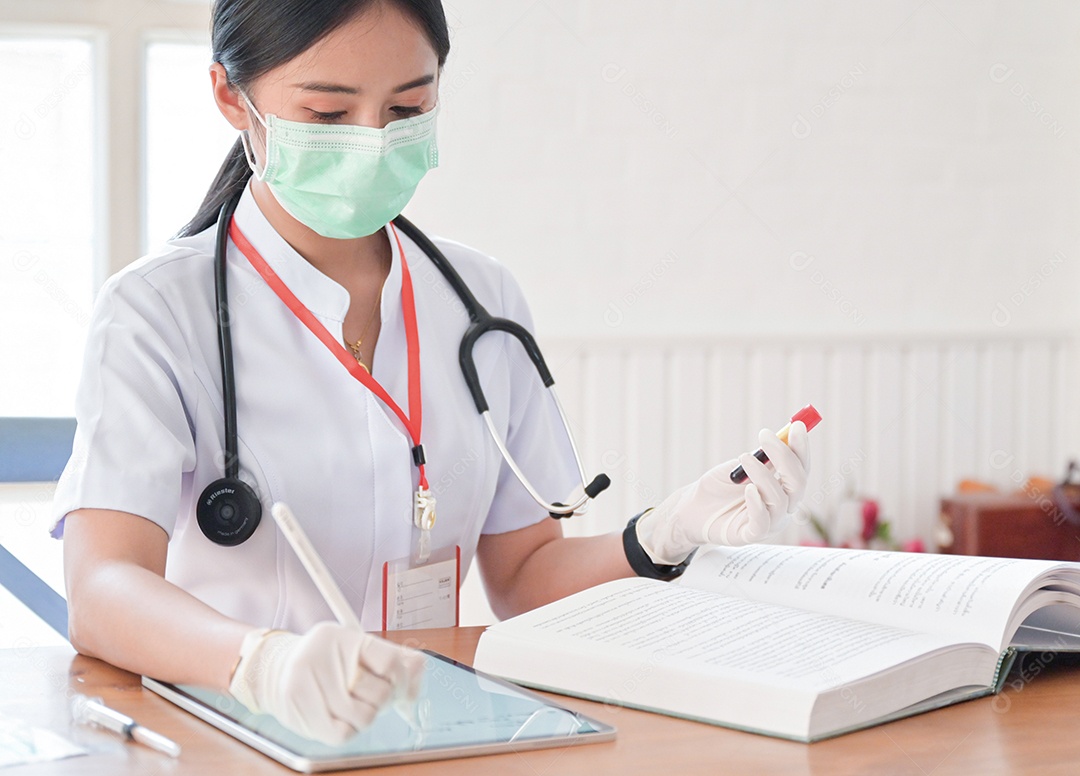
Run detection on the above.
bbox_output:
[472,544,1080,741]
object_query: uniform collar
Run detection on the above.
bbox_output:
[231,180,403,327]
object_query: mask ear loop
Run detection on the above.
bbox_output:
[237,90,269,180]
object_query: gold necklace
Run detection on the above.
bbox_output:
[344,244,392,372]
[346,293,382,372]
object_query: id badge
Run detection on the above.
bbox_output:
[382,545,460,631]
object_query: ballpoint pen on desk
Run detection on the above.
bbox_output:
[70,694,181,758]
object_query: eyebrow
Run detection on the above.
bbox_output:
[291,74,435,95]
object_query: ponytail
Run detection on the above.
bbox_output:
[175,137,251,238]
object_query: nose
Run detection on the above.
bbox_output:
[353,108,393,130]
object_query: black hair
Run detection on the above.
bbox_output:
[176,0,450,238]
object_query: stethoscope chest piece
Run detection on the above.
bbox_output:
[197,477,262,546]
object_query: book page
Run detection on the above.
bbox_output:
[487,579,969,690]
[476,579,995,739]
[681,544,1064,649]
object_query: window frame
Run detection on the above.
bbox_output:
[0,0,211,284]
[0,1,210,427]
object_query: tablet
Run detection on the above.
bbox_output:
[142,650,615,772]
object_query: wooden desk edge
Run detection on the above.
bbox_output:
[5,627,1080,774]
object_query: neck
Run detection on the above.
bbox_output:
[249,178,390,280]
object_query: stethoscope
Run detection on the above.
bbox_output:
[196,190,610,545]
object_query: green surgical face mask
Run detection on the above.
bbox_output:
[240,92,439,240]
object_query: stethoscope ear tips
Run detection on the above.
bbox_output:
[584,473,611,499]
[548,473,612,519]
[197,477,263,546]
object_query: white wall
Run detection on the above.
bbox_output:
[423,3,1080,623]
[412,1,1080,340]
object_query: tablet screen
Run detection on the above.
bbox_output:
[145,651,614,769]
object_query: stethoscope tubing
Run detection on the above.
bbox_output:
[211,197,607,520]
[392,214,607,515]
[214,192,244,480]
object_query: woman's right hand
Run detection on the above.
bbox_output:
[227,622,427,744]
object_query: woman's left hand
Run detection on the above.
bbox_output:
[634,421,811,565]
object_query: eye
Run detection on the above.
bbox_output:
[391,105,424,118]
[308,110,346,123]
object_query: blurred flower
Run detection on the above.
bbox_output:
[807,496,925,553]
[901,538,925,553]
[861,499,879,542]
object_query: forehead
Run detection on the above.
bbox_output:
[256,5,439,95]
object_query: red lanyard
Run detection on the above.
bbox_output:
[228,218,429,490]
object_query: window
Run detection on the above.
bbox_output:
[0,1,211,418]
[145,37,238,251]
[0,36,95,417]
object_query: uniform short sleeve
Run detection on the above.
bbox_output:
[51,270,197,539]
[479,266,581,535]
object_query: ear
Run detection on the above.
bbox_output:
[210,62,250,131]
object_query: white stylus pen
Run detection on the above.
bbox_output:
[270,502,361,628]
[270,502,423,731]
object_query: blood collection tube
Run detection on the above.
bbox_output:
[729,404,822,484]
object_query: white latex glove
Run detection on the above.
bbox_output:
[635,421,811,564]
[227,622,426,745]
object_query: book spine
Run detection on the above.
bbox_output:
[991,647,1018,693]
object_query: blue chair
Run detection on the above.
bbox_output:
[0,417,77,482]
[0,417,75,639]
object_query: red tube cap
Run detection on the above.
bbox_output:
[790,404,822,432]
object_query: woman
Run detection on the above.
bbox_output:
[53,0,810,745]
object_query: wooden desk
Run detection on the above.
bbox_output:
[3,627,1080,775]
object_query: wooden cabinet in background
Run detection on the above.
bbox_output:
[939,493,1080,562]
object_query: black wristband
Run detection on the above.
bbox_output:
[622,510,696,581]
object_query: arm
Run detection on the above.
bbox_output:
[476,424,814,619]
[475,517,634,620]
[65,508,425,744]
[63,508,252,691]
